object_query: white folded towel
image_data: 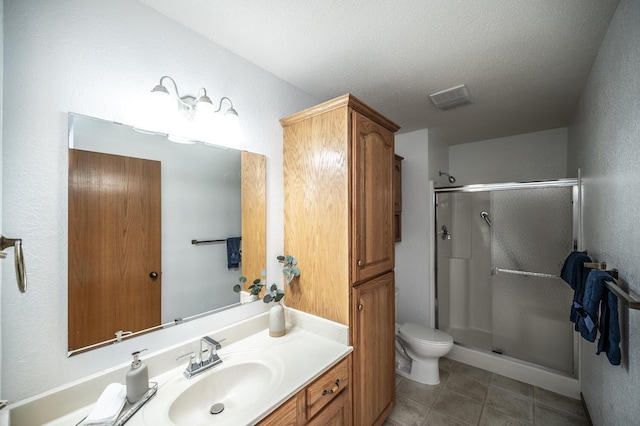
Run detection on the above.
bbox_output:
[82,383,126,425]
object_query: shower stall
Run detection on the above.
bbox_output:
[434,179,579,382]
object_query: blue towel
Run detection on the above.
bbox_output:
[560,251,592,326]
[580,269,621,365]
[596,282,621,366]
[226,237,241,269]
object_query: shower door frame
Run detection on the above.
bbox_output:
[433,178,579,377]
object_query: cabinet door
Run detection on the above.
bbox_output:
[351,272,395,425]
[394,154,403,213]
[258,390,305,426]
[351,111,395,284]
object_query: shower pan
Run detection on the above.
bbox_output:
[434,179,578,377]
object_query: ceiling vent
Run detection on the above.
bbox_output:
[429,84,473,110]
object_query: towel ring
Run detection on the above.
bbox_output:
[0,235,27,293]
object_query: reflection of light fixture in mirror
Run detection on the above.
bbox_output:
[150,76,241,142]
[167,134,197,144]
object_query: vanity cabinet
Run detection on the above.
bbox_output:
[281,94,399,425]
[258,356,351,425]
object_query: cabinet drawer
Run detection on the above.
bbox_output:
[307,389,350,426]
[306,357,350,419]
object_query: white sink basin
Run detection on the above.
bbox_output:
[143,350,285,425]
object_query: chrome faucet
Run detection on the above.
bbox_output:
[176,336,223,378]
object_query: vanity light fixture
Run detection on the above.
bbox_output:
[150,75,241,143]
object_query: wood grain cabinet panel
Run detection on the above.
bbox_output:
[394,155,403,242]
[281,94,399,425]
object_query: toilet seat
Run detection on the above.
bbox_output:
[399,323,453,346]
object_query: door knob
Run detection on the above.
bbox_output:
[149,271,159,279]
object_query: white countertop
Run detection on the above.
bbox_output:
[139,326,350,425]
[6,308,351,426]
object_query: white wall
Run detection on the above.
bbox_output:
[395,130,431,325]
[568,0,640,423]
[1,0,318,402]
[427,130,449,186]
[449,128,569,185]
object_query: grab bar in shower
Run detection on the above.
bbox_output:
[492,267,561,280]
[584,262,640,310]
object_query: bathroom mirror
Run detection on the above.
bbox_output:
[67,113,265,355]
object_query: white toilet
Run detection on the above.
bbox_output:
[395,288,454,385]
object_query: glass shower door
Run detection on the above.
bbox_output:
[436,185,576,375]
[490,187,575,373]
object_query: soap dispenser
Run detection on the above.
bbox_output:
[126,349,149,404]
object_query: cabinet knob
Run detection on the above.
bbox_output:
[358,304,363,311]
[357,260,364,267]
[149,271,159,279]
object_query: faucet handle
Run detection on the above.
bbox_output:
[202,336,222,350]
[176,351,197,372]
[200,336,224,367]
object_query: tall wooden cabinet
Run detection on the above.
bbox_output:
[281,94,399,425]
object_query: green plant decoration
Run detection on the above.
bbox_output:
[233,255,300,303]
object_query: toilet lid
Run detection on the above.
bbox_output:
[399,323,453,345]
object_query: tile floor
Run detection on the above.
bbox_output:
[384,358,589,426]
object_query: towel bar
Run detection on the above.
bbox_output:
[604,280,640,310]
[583,262,619,279]
[492,267,561,280]
[584,261,639,310]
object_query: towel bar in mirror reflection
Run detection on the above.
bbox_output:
[67,113,266,355]
[192,237,242,245]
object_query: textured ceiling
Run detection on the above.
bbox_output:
[139,0,619,144]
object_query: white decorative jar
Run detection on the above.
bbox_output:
[269,303,286,337]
